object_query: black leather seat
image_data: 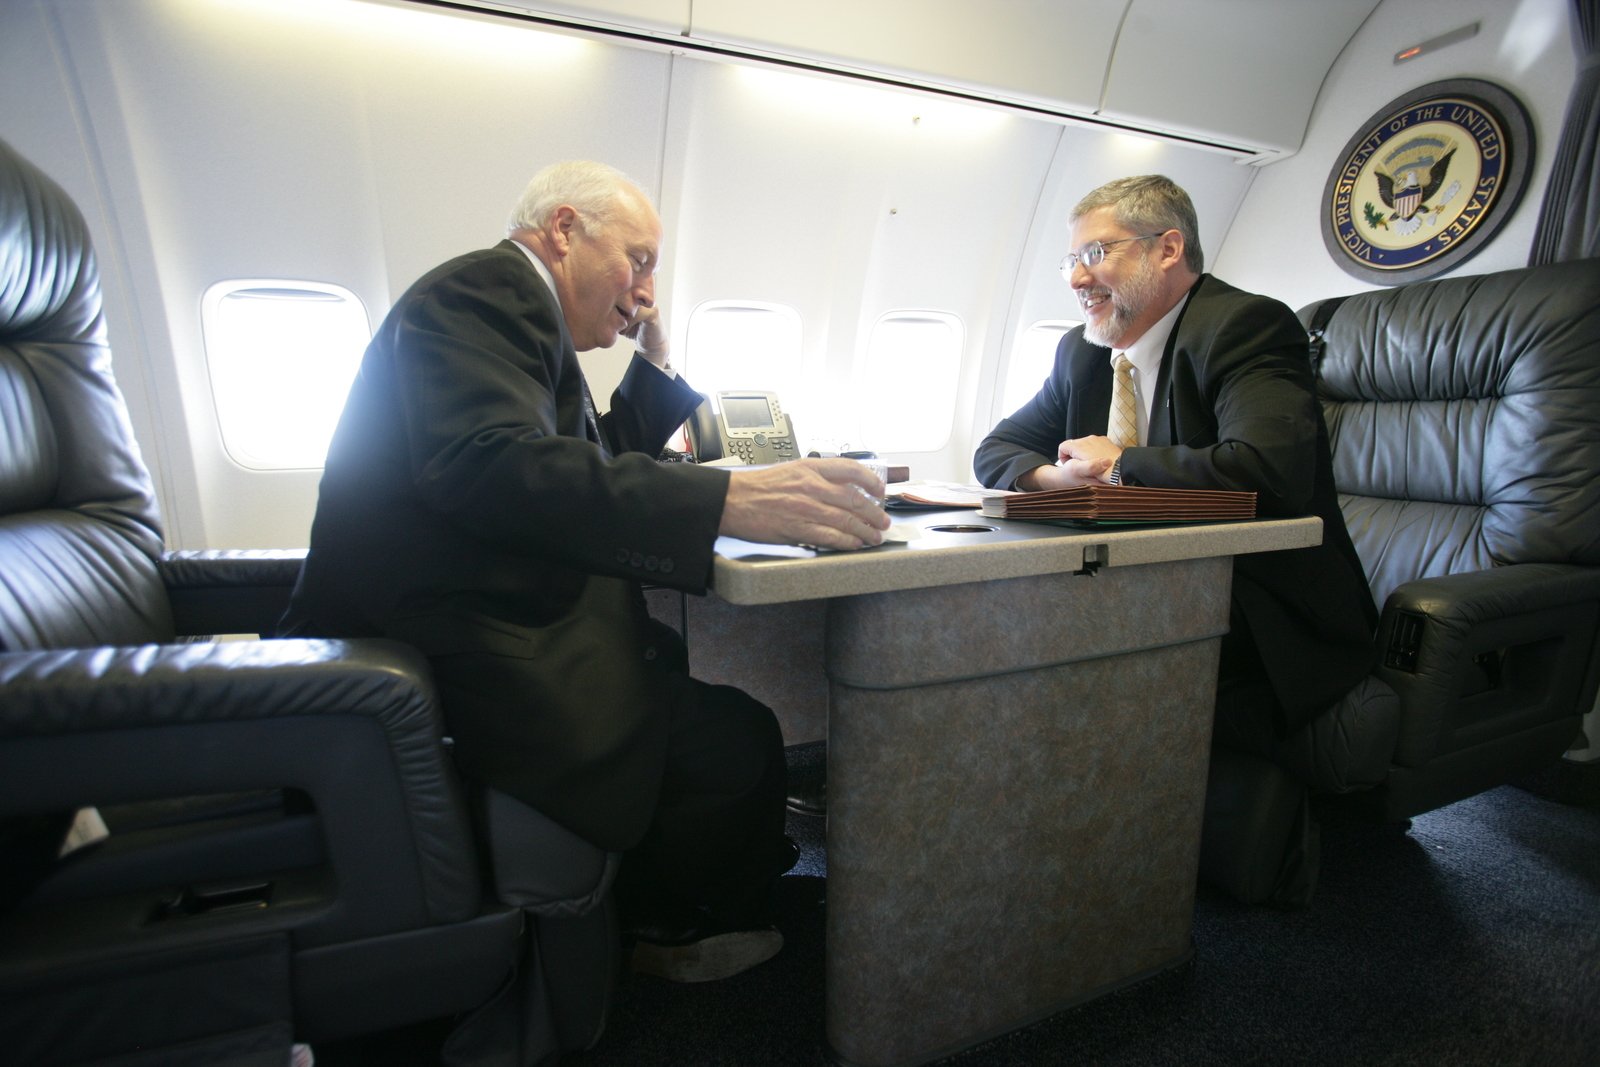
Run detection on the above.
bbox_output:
[1306,258,1600,809]
[1203,258,1600,905]
[0,136,616,1066]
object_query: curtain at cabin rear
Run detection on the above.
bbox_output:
[1529,0,1600,264]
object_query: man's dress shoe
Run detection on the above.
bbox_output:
[785,760,826,817]
[625,835,797,982]
[629,913,784,982]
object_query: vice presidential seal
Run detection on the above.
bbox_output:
[1320,78,1532,285]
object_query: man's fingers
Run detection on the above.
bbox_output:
[720,459,890,546]
[799,511,886,551]
[818,460,891,525]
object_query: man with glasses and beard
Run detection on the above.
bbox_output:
[973,175,1378,903]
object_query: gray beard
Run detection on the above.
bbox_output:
[1080,252,1159,349]
[1082,307,1132,349]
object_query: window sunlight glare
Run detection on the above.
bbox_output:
[1001,320,1078,417]
[859,312,962,453]
[201,281,370,470]
[683,301,804,403]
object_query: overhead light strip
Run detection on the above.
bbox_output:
[398,0,1265,158]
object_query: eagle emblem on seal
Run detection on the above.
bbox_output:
[1364,135,1461,236]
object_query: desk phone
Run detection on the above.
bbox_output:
[686,390,799,464]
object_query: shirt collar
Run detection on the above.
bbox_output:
[1106,291,1190,442]
[1110,291,1189,383]
[509,237,562,316]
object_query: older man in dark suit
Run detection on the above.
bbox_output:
[282,161,889,980]
[975,175,1379,897]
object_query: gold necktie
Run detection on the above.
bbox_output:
[1108,354,1138,448]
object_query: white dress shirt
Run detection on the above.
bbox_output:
[1108,292,1190,445]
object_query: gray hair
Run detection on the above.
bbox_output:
[506,160,643,237]
[1071,175,1204,274]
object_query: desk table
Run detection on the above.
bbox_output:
[658,509,1320,1067]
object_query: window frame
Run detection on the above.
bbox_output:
[199,278,372,471]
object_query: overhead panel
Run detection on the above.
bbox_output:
[421,0,1381,161]
[1101,0,1383,158]
[688,0,1114,115]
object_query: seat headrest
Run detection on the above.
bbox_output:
[1,137,107,346]
[0,136,170,650]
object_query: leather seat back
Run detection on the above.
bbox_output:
[1310,259,1600,608]
[0,138,173,651]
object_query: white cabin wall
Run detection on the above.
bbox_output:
[658,59,1063,481]
[1215,0,1578,311]
[647,57,1267,483]
[62,0,394,552]
[0,0,195,546]
[9,0,1577,552]
[5,0,1253,518]
[3,0,676,550]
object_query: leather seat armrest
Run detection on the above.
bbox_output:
[1375,563,1600,766]
[158,550,306,638]
[0,638,481,939]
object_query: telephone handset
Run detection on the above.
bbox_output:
[685,390,800,464]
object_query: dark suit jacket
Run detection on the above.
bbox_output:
[974,274,1377,731]
[281,240,729,850]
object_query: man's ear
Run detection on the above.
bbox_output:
[1156,229,1186,271]
[548,205,579,256]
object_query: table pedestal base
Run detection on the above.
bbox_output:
[823,557,1230,1066]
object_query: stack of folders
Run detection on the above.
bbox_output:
[979,484,1257,523]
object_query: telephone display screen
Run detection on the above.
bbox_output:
[721,396,776,430]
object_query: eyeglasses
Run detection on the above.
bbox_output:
[1058,232,1167,277]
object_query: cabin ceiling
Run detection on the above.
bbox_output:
[428,0,1384,160]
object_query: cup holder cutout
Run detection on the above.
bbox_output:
[927,524,1000,534]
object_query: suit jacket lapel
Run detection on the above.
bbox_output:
[1146,275,1208,447]
[1077,349,1114,437]
[499,240,610,456]
[580,379,607,455]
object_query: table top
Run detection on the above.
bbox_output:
[710,506,1322,605]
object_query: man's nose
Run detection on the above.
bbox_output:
[1069,259,1094,288]
[635,273,655,306]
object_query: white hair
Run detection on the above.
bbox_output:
[505,160,643,237]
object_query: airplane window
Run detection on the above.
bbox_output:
[200,281,370,470]
[1001,321,1079,418]
[859,312,963,453]
[682,300,804,404]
